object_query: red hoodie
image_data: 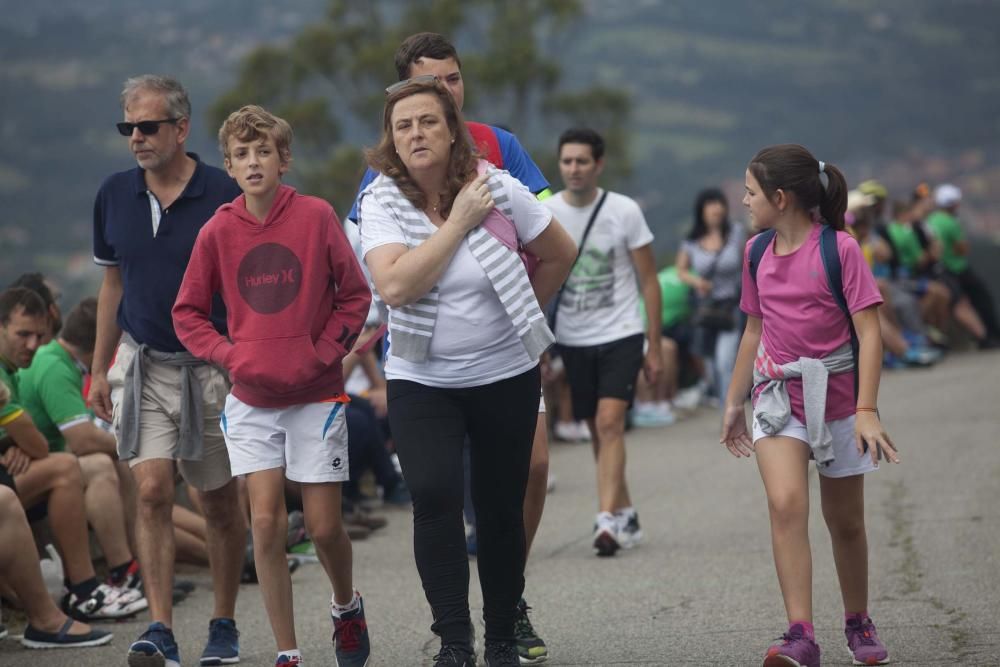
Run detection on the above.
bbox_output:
[173,185,371,408]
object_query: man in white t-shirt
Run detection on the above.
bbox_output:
[543,127,662,557]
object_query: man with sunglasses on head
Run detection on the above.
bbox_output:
[347,32,554,666]
[89,75,245,667]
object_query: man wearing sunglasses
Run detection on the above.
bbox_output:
[347,32,553,666]
[89,75,245,667]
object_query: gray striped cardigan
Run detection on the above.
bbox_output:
[358,163,554,364]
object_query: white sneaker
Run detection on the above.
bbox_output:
[615,509,643,549]
[572,421,591,441]
[593,512,620,557]
[62,583,141,620]
[111,584,148,615]
[673,385,703,411]
[553,421,575,441]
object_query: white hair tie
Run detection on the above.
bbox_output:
[818,160,829,190]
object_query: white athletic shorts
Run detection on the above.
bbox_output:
[221,394,350,483]
[752,413,878,478]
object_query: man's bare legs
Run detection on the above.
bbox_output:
[587,398,632,513]
[78,453,133,568]
[14,453,97,584]
[197,478,244,622]
[131,459,177,625]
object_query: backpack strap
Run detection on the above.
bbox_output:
[467,122,504,169]
[819,225,860,400]
[748,228,776,283]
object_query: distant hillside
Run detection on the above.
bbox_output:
[2,0,999,305]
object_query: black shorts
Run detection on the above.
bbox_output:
[557,333,644,420]
[0,462,48,522]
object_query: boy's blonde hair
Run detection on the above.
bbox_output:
[218,105,293,165]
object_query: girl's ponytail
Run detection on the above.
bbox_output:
[748,144,848,230]
[819,161,848,231]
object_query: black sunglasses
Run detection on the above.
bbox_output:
[116,118,181,137]
[385,75,439,95]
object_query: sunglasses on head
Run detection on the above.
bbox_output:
[385,74,439,95]
[116,118,181,137]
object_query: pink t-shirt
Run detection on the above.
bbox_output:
[740,224,883,422]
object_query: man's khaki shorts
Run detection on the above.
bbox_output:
[109,341,233,491]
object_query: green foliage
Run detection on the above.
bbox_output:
[210,0,631,209]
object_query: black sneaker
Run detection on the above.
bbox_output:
[484,640,520,666]
[514,598,548,664]
[21,618,113,649]
[433,643,476,666]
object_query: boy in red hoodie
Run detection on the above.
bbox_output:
[172,105,372,667]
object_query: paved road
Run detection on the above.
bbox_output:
[3,351,999,666]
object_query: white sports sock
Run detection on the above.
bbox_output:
[330,590,360,617]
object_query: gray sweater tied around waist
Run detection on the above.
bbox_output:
[752,342,854,465]
[117,332,209,462]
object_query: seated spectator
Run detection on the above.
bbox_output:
[17,298,146,601]
[0,288,141,620]
[0,485,113,649]
[632,266,688,427]
[847,194,940,367]
[883,194,987,344]
[926,184,1000,348]
[8,273,61,344]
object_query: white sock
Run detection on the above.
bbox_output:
[330,590,360,618]
[278,649,302,663]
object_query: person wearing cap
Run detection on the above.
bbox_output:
[926,185,1000,347]
[846,192,940,367]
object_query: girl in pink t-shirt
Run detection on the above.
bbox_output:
[720,144,901,667]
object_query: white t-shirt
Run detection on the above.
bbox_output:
[543,189,654,346]
[360,171,551,387]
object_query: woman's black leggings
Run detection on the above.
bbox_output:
[387,366,540,646]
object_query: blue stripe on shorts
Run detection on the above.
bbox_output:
[322,403,343,439]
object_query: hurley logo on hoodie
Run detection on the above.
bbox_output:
[237,242,303,314]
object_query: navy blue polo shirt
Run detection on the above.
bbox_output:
[93,153,242,352]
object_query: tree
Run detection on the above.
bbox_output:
[210,0,631,210]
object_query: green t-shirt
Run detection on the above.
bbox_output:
[659,266,691,328]
[17,341,91,453]
[0,356,24,441]
[926,210,968,274]
[886,221,924,274]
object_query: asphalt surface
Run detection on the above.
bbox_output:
[2,350,998,666]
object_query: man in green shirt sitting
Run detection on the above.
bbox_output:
[17,297,147,608]
[926,184,1000,346]
[1,288,144,619]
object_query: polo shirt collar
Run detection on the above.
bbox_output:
[132,152,207,201]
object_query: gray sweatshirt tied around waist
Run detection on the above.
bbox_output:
[752,342,854,465]
[117,333,208,462]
